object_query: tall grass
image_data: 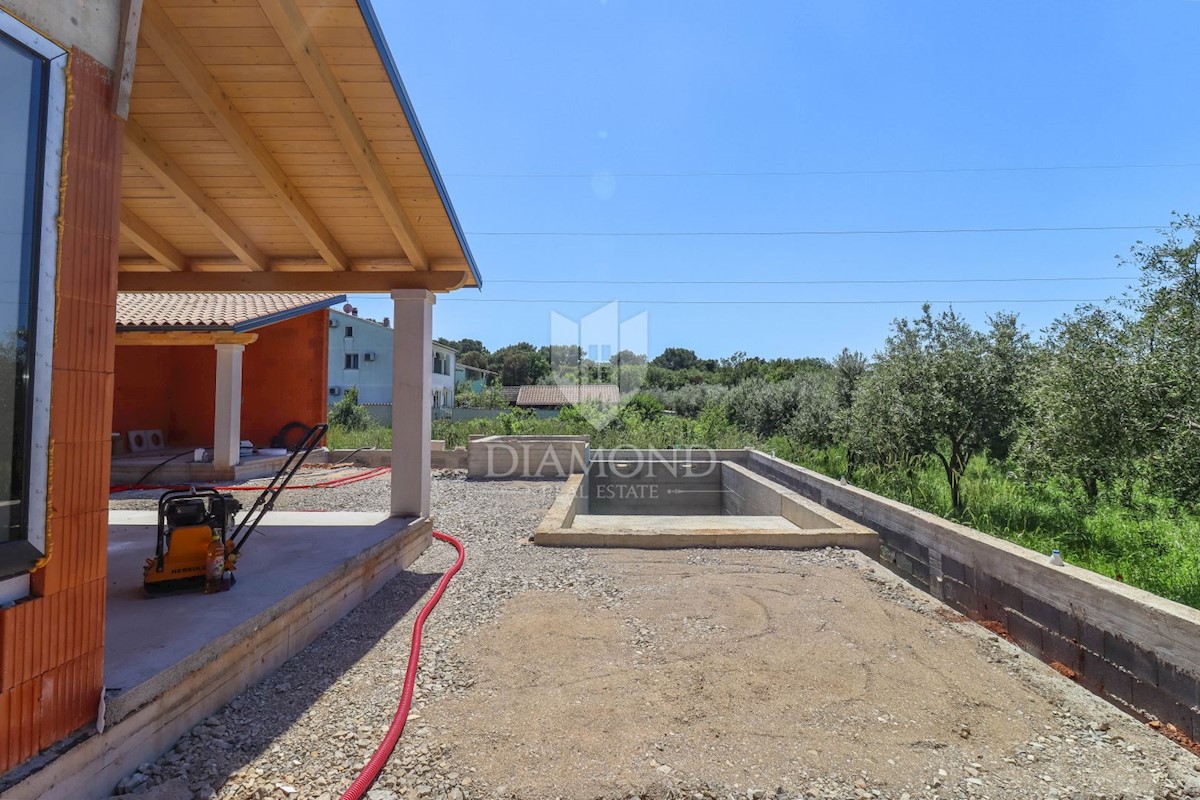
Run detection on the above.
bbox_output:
[792,445,1200,609]
[326,425,392,450]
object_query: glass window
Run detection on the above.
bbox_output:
[0,31,47,562]
[344,325,353,338]
[344,353,359,370]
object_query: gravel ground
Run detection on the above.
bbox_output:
[110,473,1200,800]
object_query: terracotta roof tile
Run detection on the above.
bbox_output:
[116,292,345,331]
[516,384,620,407]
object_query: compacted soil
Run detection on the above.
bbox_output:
[112,473,1200,800]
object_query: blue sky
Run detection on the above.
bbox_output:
[352,0,1200,361]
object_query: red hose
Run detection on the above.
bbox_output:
[109,466,391,494]
[339,530,465,800]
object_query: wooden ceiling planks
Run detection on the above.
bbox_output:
[118,0,479,291]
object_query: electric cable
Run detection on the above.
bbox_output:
[446,161,1200,179]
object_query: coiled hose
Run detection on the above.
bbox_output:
[339,530,465,800]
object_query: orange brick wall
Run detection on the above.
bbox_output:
[0,51,119,773]
[112,310,331,451]
[242,310,330,446]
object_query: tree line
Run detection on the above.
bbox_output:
[441,216,1200,516]
[647,216,1200,515]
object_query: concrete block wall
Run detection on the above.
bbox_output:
[466,436,588,479]
[745,451,1200,741]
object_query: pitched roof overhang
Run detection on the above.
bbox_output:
[117,0,481,294]
[116,291,345,332]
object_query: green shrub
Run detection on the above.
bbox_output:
[327,387,376,431]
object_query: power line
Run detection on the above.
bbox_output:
[438,297,1109,306]
[466,225,1160,237]
[487,276,1130,286]
[446,162,1200,179]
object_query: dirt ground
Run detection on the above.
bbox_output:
[426,547,1197,800]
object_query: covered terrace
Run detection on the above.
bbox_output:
[112,291,343,483]
[4,1,482,797]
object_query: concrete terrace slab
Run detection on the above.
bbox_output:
[6,514,432,800]
[105,512,412,718]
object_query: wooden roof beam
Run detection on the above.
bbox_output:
[258,0,430,270]
[119,256,418,272]
[139,2,349,271]
[119,205,186,271]
[118,269,471,293]
[116,331,259,347]
[124,120,268,271]
[111,0,143,119]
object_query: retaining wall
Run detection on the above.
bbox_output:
[745,450,1200,740]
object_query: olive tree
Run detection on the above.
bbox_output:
[1018,307,1139,502]
[1124,213,1200,502]
[850,305,1027,514]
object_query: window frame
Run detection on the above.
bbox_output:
[0,13,65,585]
[344,353,359,370]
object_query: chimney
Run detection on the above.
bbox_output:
[351,306,359,316]
[382,317,390,328]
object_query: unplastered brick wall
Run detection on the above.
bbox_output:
[746,451,1200,742]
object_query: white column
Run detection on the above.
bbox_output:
[213,343,244,470]
[391,289,434,518]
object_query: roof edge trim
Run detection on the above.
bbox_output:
[232,293,347,332]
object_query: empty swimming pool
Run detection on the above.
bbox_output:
[536,449,877,550]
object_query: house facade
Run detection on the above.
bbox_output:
[454,361,495,393]
[327,309,459,416]
[0,0,483,793]
[432,342,456,416]
[327,309,394,405]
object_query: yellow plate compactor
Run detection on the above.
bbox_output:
[143,423,328,594]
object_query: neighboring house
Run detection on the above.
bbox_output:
[327,308,393,405]
[516,384,621,409]
[327,309,460,416]
[0,0,482,790]
[432,341,456,417]
[455,361,495,393]
[113,292,341,479]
